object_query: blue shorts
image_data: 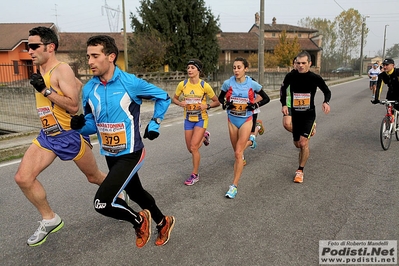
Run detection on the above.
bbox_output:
[184,119,208,130]
[228,115,252,128]
[33,130,92,161]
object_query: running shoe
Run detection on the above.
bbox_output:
[203,131,210,146]
[256,120,265,135]
[27,213,64,246]
[155,216,176,246]
[135,209,151,248]
[184,173,199,186]
[293,170,304,183]
[225,185,237,199]
[249,135,257,149]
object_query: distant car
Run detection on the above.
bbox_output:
[332,67,353,73]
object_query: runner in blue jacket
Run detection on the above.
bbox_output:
[71,35,174,248]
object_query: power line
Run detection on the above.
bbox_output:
[333,0,345,11]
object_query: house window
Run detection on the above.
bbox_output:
[13,61,19,75]
[298,33,302,37]
[233,50,238,53]
[272,33,276,37]
[244,50,249,54]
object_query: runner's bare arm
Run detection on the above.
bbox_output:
[47,64,81,114]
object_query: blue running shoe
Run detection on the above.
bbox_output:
[225,185,237,199]
[249,135,257,149]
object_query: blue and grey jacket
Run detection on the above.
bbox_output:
[78,66,171,156]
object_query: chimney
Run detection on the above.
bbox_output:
[272,17,276,26]
[255,12,260,26]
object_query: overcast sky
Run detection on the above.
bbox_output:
[2,0,398,57]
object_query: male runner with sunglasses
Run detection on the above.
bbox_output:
[14,26,106,246]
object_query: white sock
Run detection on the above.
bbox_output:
[43,213,60,225]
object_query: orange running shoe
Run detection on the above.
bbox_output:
[155,216,175,246]
[135,209,151,248]
[293,170,304,183]
[256,120,265,135]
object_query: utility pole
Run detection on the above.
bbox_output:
[52,4,60,29]
[258,0,265,85]
[382,25,389,59]
[122,0,128,72]
[359,16,369,76]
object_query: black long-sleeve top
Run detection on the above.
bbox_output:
[280,70,331,111]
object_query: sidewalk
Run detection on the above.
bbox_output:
[0,75,362,162]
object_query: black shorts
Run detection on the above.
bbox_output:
[292,111,316,141]
[251,113,258,132]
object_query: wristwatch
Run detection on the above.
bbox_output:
[43,89,52,97]
[151,117,161,125]
[207,104,211,110]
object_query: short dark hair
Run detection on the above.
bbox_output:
[234,57,249,68]
[29,26,59,51]
[86,35,119,64]
[296,51,311,62]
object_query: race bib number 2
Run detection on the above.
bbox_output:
[37,106,61,135]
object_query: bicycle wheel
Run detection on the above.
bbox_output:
[380,116,392,150]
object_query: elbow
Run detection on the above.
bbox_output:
[69,105,80,114]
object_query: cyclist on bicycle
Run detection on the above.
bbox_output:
[372,58,399,110]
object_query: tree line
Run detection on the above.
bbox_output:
[69,1,398,75]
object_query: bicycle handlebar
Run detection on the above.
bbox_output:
[380,100,398,105]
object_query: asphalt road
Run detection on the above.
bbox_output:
[1,77,398,266]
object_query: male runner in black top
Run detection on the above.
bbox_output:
[280,51,331,183]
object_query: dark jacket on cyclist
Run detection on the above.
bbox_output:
[375,68,399,109]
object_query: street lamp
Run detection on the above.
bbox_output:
[359,15,369,76]
[382,25,389,59]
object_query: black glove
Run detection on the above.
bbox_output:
[70,114,86,129]
[223,100,234,110]
[143,124,159,140]
[371,99,380,104]
[30,73,47,92]
[246,102,259,110]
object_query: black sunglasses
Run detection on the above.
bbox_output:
[28,43,49,50]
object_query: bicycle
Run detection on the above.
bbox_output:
[379,100,399,150]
